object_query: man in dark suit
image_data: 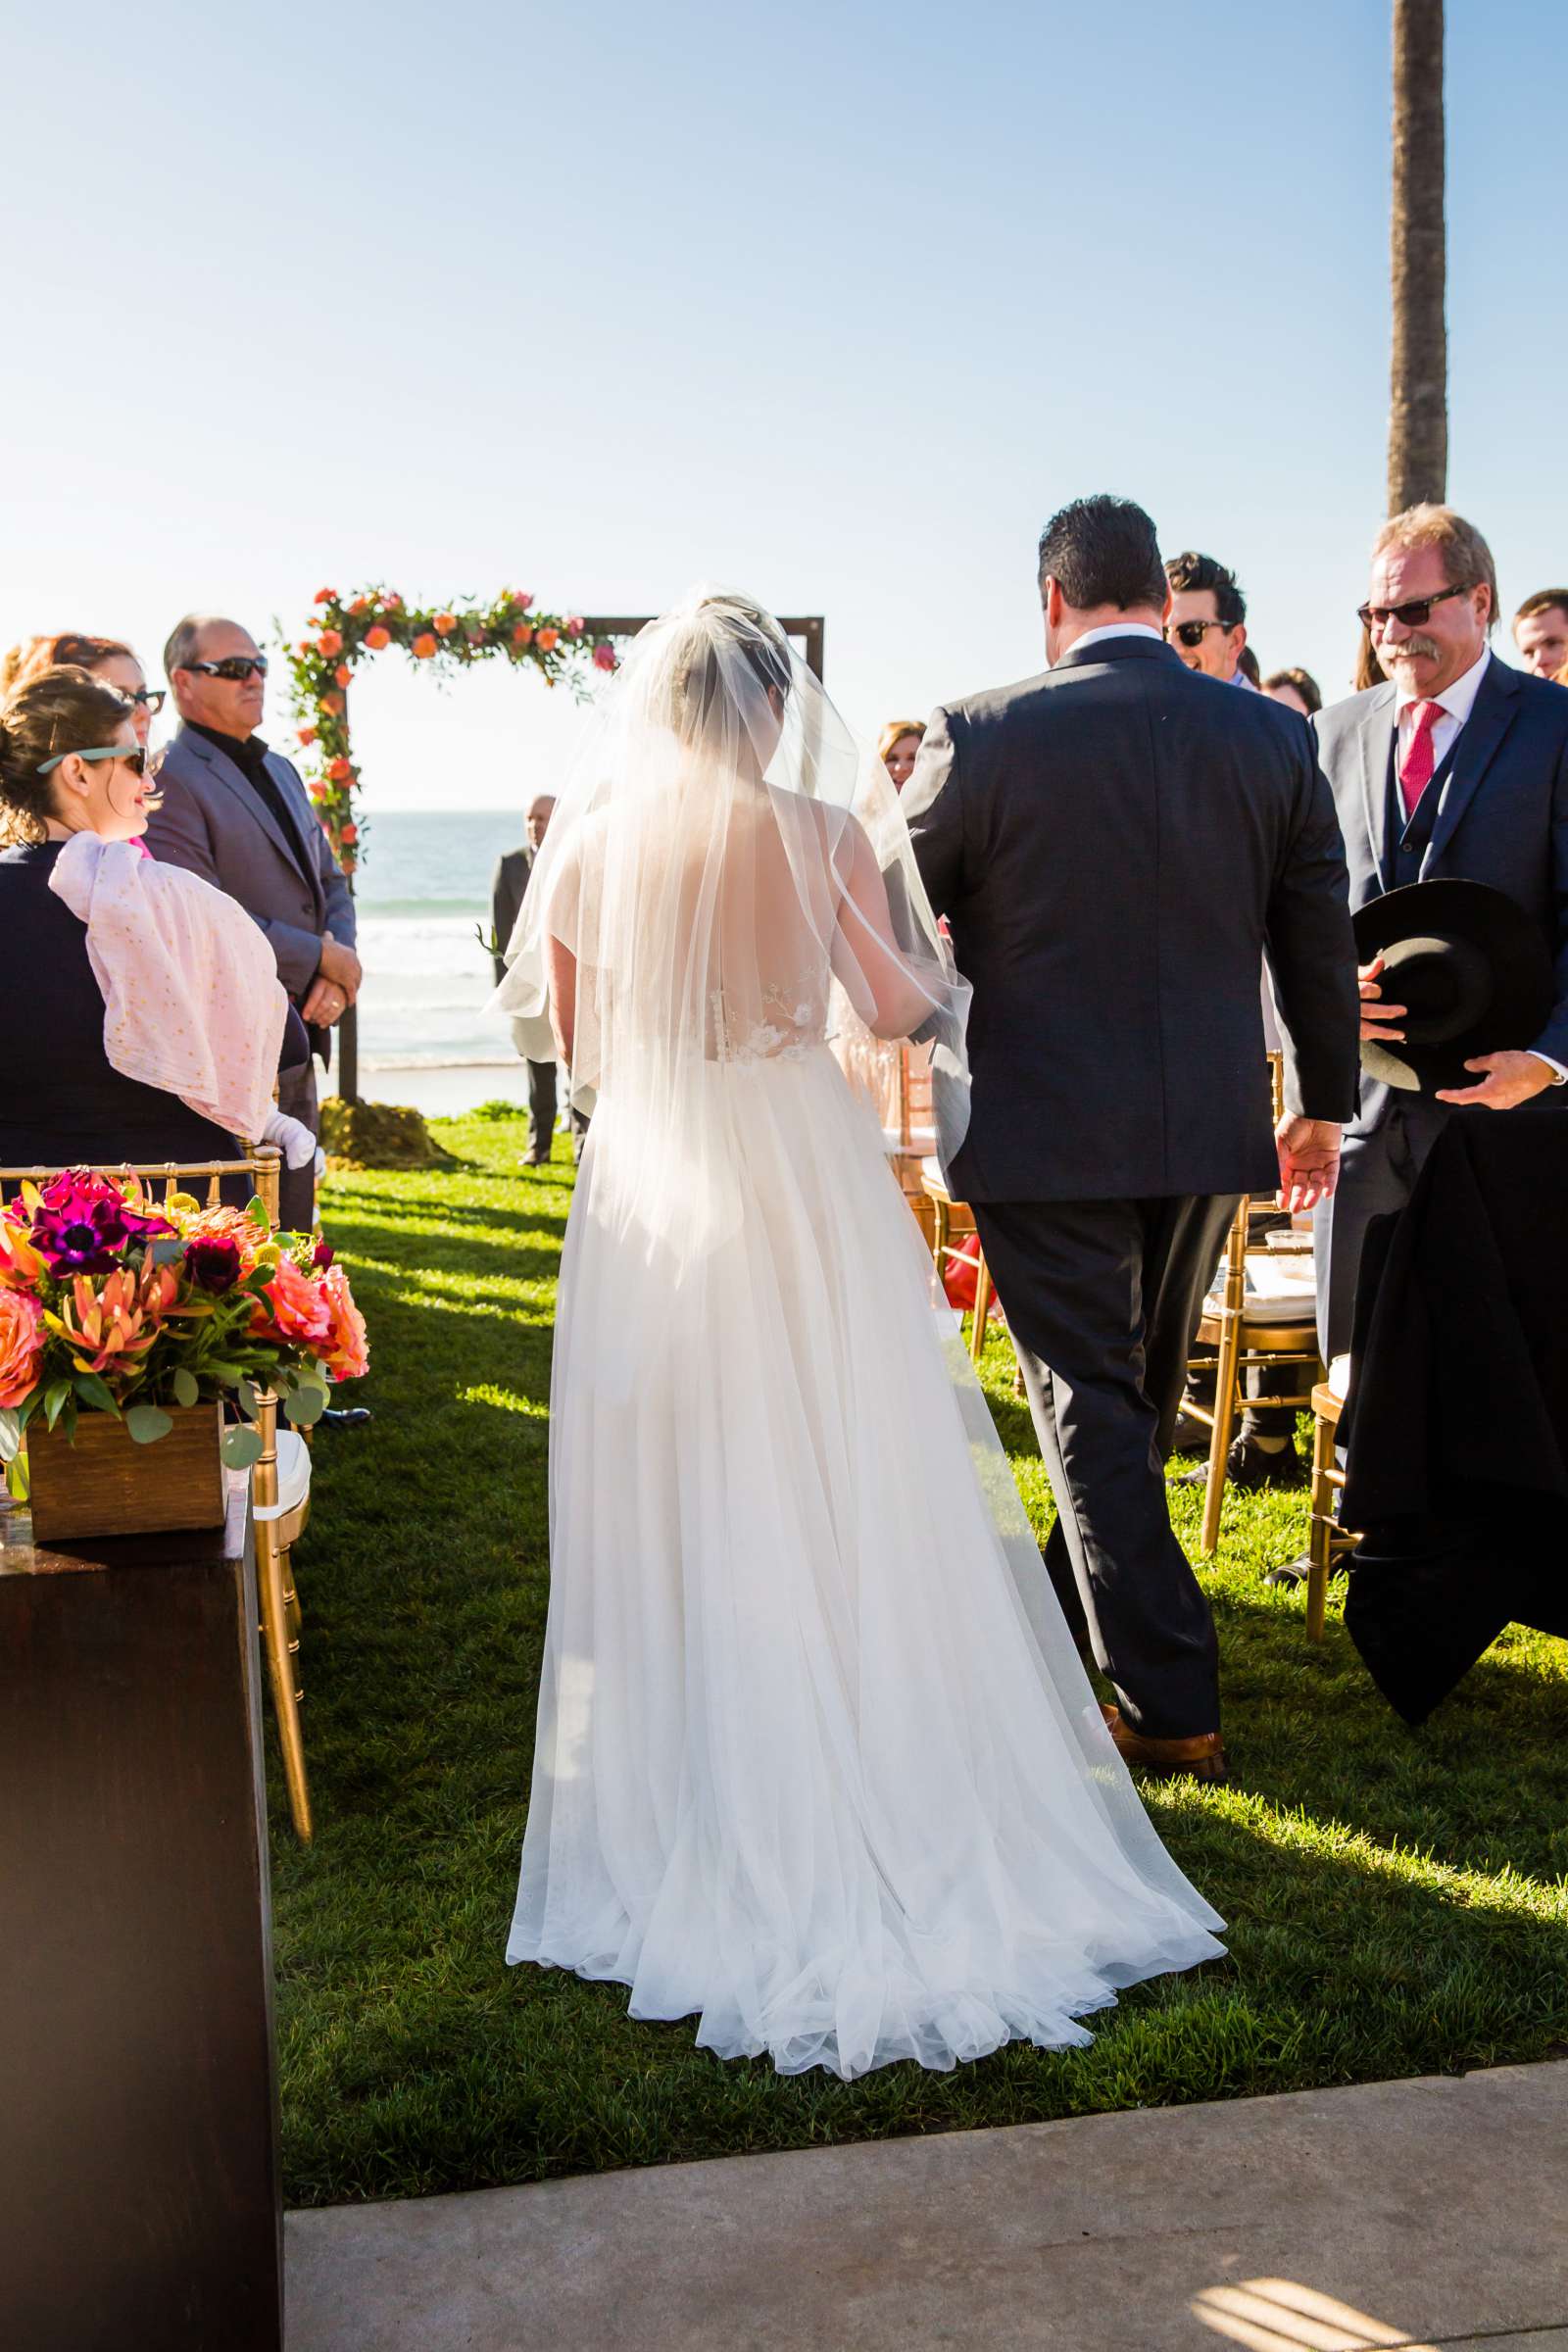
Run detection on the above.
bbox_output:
[492,794,587,1166]
[144,614,359,1234]
[905,495,1360,1780]
[1313,506,1568,1364]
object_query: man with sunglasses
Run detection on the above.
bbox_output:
[1309,505,1568,1368]
[1163,552,1255,686]
[144,614,360,1241]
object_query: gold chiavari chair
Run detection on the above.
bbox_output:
[0,1151,314,1838]
[1305,1359,1357,1642]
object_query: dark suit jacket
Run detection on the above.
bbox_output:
[905,635,1360,1203]
[1313,654,1568,1135]
[491,846,534,988]
[144,726,356,998]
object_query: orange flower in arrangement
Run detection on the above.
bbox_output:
[249,1253,334,1351]
[433,612,458,636]
[298,724,318,747]
[317,628,344,658]
[365,624,391,652]
[512,623,534,647]
[334,663,352,688]
[313,588,336,606]
[326,756,355,783]
[0,1286,44,1408]
[413,632,438,660]
[536,627,560,652]
[320,691,346,717]
[55,1262,178,1379]
[348,596,369,616]
[0,1210,46,1291]
[318,1262,369,1381]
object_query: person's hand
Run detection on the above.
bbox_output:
[301,975,347,1026]
[1436,1051,1559,1109]
[318,930,363,1003]
[1358,953,1406,1045]
[1275,1114,1342,1212]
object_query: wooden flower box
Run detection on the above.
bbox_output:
[25,1404,227,1545]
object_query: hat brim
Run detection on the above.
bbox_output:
[1352,880,1555,1096]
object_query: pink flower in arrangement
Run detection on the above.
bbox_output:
[565,615,585,637]
[0,1286,43,1409]
[318,1263,369,1382]
[29,1171,175,1276]
[250,1254,335,1352]
[593,642,617,673]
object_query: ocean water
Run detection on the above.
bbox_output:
[350,808,526,1073]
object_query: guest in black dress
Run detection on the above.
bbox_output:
[0,665,309,1175]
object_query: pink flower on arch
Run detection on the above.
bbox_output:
[593,642,617,673]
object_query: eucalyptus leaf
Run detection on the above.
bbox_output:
[283,1387,327,1427]
[221,1424,265,1470]
[171,1368,200,1408]
[237,1378,262,1419]
[124,1404,174,1446]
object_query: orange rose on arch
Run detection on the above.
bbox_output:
[433,612,458,636]
[334,663,352,688]
[365,624,390,651]
[412,633,438,660]
[512,623,534,647]
[536,627,560,652]
[326,757,355,783]
[317,629,344,658]
[321,691,346,717]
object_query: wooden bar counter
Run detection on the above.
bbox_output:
[0,1481,282,2352]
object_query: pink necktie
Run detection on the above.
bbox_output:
[1399,699,1444,815]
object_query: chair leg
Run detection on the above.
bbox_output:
[254,1398,313,1842]
[1200,1313,1243,1554]
[970,1250,993,1366]
[930,1196,949,1279]
[1306,1410,1334,1643]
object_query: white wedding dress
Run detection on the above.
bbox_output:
[502,592,1224,2080]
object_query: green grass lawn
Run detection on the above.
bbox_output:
[275,1109,1568,2209]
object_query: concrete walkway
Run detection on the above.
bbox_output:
[286,2059,1568,2351]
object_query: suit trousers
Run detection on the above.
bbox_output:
[972,1194,1235,1740]
[276,1058,319,1234]
[526,1060,590,1161]
[1313,1101,1448,1362]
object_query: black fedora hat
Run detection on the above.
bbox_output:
[1353,878,1554,1095]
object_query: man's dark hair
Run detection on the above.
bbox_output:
[1036,496,1166,612]
[1164,550,1247,629]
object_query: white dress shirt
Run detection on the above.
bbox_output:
[1394,645,1491,772]
[1063,622,1164,657]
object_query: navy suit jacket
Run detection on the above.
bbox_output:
[906,635,1361,1203]
[1313,656,1568,1134]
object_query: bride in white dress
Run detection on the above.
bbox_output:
[494,590,1223,2080]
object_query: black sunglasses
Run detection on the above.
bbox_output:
[1357,582,1473,632]
[184,656,269,683]
[126,686,167,714]
[1165,619,1231,650]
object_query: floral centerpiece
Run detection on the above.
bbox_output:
[0,1171,368,1483]
[287,585,619,871]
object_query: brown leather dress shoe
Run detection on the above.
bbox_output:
[1100,1705,1228,1785]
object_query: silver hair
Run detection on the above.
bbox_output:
[162,612,235,679]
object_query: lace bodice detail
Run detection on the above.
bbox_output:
[708,978,826,1063]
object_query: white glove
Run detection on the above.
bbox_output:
[262,1108,320,1171]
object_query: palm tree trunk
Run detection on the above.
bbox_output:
[1388,0,1447,513]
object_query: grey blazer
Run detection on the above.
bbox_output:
[905,635,1361,1204]
[144,726,356,997]
[1313,655,1568,1134]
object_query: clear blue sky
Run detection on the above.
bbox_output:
[4,0,1560,818]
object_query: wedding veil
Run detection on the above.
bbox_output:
[490,589,969,1258]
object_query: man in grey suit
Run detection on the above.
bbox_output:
[1312,505,1568,1364]
[144,615,360,1232]
[906,496,1360,1781]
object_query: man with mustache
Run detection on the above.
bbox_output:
[1309,506,1568,1368]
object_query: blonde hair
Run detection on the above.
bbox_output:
[1372,505,1498,632]
[878,718,925,763]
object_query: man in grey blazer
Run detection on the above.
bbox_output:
[906,496,1360,1780]
[1312,505,1568,1364]
[144,615,360,1232]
